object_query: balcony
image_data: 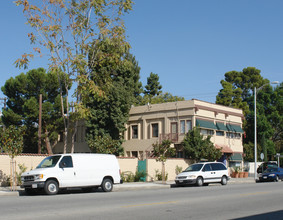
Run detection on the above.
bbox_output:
[159,133,179,143]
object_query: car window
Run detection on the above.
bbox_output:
[60,156,73,168]
[36,155,61,168]
[203,164,212,172]
[211,163,226,171]
[184,164,203,172]
[264,168,277,173]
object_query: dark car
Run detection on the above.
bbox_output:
[257,162,278,174]
[259,167,283,182]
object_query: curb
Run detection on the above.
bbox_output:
[0,178,255,196]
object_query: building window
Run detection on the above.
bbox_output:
[152,123,159,137]
[180,120,185,134]
[200,129,214,136]
[132,151,138,157]
[186,120,192,132]
[132,125,138,139]
[171,122,178,133]
[226,132,241,139]
[216,131,224,136]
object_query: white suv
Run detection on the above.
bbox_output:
[175,162,229,186]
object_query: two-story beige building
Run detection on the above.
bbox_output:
[123,99,244,168]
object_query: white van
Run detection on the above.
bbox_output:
[175,162,229,186]
[21,153,122,195]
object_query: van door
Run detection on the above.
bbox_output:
[57,156,77,187]
[210,163,225,182]
[202,164,218,183]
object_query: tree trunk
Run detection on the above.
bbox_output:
[71,121,78,153]
[162,161,166,184]
[63,129,68,154]
[44,130,53,155]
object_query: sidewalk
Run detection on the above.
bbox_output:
[0,177,255,196]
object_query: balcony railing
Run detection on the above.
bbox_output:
[159,133,179,143]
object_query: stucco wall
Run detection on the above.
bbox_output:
[0,154,47,182]
[117,157,139,174]
[146,158,193,181]
[0,154,194,183]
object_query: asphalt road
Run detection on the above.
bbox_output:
[1,181,283,220]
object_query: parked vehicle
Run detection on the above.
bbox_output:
[257,162,278,174]
[175,162,229,186]
[21,153,122,195]
[259,167,283,182]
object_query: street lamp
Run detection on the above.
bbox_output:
[254,81,279,181]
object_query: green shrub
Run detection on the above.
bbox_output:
[134,170,147,182]
[121,170,147,182]
[16,163,27,185]
[121,171,135,182]
[155,169,168,181]
[175,165,183,175]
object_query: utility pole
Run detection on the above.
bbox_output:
[38,94,42,154]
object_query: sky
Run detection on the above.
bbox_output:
[0,0,282,109]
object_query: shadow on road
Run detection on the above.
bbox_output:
[19,187,105,196]
[231,210,283,220]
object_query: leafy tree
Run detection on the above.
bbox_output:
[15,0,133,153]
[270,83,283,153]
[0,125,24,190]
[216,67,281,161]
[182,127,222,161]
[216,67,268,116]
[244,83,282,161]
[152,139,176,183]
[144,72,162,98]
[0,125,24,159]
[1,68,69,153]
[139,92,184,105]
[85,40,142,154]
[88,134,123,156]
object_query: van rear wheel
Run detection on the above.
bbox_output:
[101,178,113,192]
[44,180,59,195]
[221,176,227,185]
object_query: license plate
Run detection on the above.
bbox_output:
[263,176,267,179]
[179,180,183,183]
[32,184,37,188]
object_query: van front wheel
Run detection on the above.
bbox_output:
[101,178,113,192]
[44,180,59,195]
[196,177,203,186]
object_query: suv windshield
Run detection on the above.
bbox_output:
[184,164,204,172]
[36,155,61,168]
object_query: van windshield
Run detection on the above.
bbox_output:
[184,164,203,172]
[36,155,61,168]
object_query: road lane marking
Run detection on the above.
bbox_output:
[239,191,270,197]
[122,201,178,208]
